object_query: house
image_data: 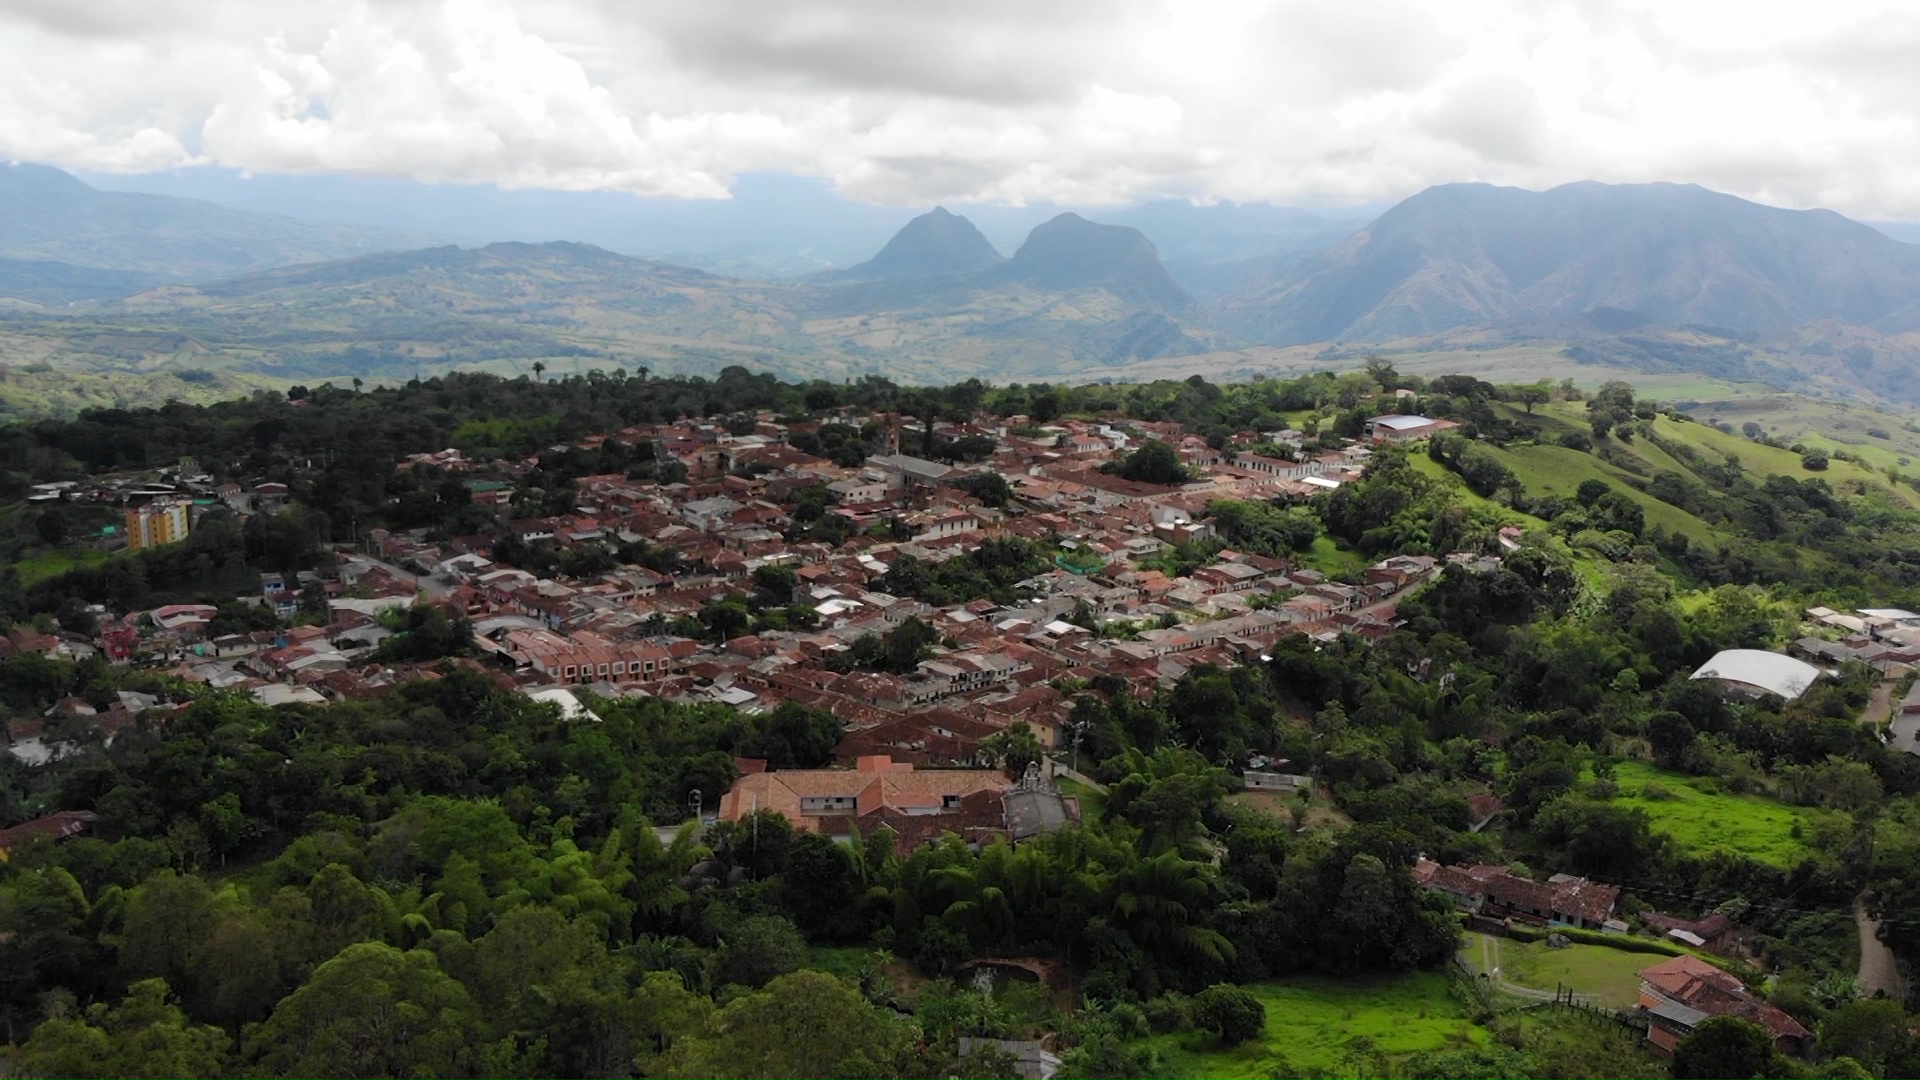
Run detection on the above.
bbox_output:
[826,475,890,505]
[498,627,678,685]
[1637,955,1809,1057]
[1365,415,1459,445]
[1411,857,1619,929]
[869,453,955,487]
[717,754,1073,855]
[1640,911,1736,954]
[0,810,97,856]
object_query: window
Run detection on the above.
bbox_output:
[612,662,625,676]
[598,663,609,676]
[565,666,577,679]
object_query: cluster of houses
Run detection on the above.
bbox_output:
[29,460,292,551]
[1412,855,1811,1059]
[7,409,1482,824]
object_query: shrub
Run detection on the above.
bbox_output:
[1193,984,1266,1047]
[1558,431,1593,452]
[1640,782,1676,801]
[1802,449,1830,471]
[1142,993,1192,1033]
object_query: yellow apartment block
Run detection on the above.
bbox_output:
[125,502,190,550]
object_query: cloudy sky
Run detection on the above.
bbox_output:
[6,0,1920,216]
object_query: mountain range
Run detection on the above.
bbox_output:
[0,163,446,290]
[8,164,1920,407]
[1216,181,1920,343]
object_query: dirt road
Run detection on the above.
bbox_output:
[1857,894,1904,999]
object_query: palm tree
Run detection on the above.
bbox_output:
[1109,848,1234,967]
[352,377,363,393]
[532,361,546,383]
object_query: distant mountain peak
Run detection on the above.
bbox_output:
[0,162,91,193]
[994,212,1193,313]
[1217,179,1920,344]
[837,207,1004,279]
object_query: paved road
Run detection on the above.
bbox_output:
[1857,895,1904,999]
[344,551,452,597]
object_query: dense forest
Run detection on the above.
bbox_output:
[6,365,1920,1077]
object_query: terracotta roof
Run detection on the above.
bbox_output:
[1639,956,1811,1041]
[0,810,96,854]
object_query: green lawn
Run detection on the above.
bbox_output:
[1491,935,1654,1008]
[1056,777,1106,824]
[1608,761,1835,868]
[1299,534,1368,578]
[1148,974,1487,1079]
[14,547,119,584]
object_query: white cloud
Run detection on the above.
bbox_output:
[5,0,1920,217]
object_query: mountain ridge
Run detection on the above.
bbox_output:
[1217,180,1920,344]
[0,163,451,296]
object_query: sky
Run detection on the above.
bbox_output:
[8,0,1920,218]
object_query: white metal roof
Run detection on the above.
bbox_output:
[1374,415,1438,430]
[1688,649,1824,700]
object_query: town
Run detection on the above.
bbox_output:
[8,404,1461,842]
[3,369,1917,1079]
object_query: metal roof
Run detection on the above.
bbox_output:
[1689,648,1823,700]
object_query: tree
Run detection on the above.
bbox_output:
[660,970,911,1079]
[1818,998,1908,1074]
[1518,386,1550,413]
[1108,440,1190,485]
[1671,1016,1787,1079]
[1192,983,1265,1046]
[245,942,485,1078]
[960,471,1014,508]
[11,978,230,1080]
[532,361,546,383]
[979,722,1043,777]
[714,914,807,989]
[742,700,844,769]
[1802,449,1830,471]
[751,563,797,603]
[34,510,69,546]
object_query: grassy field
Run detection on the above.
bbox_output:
[1492,442,1724,546]
[1679,393,1920,475]
[1149,973,1487,1079]
[1650,414,1920,509]
[1607,761,1835,868]
[1300,534,1369,578]
[1056,777,1107,824]
[1483,935,1654,1008]
[13,547,119,584]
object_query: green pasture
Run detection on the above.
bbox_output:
[1607,761,1834,869]
[1148,973,1487,1079]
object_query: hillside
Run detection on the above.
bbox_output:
[2,232,1221,385]
[0,164,447,297]
[1216,181,1920,344]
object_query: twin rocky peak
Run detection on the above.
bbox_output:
[832,206,1194,314]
